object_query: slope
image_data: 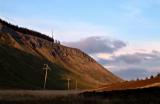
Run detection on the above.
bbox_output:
[0,19,122,89]
[96,76,160,91]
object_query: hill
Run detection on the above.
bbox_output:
[0,19,122,90]
[96,75,160,91]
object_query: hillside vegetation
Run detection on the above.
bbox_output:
[95,75,160,91]
[0,19,122,90]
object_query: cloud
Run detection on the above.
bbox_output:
[98,50,160,65]
[114,68,156,80]
[98,51,160,79]
[112,52,159,64]
[64,36,127,54]
[64,36,160,80]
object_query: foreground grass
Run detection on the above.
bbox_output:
[0,87,160,104]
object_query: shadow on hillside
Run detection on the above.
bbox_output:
[0,44,69,90]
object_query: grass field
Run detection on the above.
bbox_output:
[0,87,160,104]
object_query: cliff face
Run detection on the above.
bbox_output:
[0,19,122,89]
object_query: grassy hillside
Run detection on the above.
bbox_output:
[0,19,122,90]
[0,44,98,89]
[0,44,68,89]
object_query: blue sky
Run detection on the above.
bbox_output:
[1,0,160,42]
[1,0,160,80]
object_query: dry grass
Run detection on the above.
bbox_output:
[0,87,160,104]
[96,77,160,91]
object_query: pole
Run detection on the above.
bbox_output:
[43,68,48,89]
[75,80,77,90]
[51,30,54,46]
[67,78,70,90]
[43,64,51,89]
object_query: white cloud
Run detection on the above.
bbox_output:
[91,40,160,80]
[97,53,113,60]
[64,36,127,54]
[122,42,160,54]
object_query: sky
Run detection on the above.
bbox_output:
[1,0,160,80]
